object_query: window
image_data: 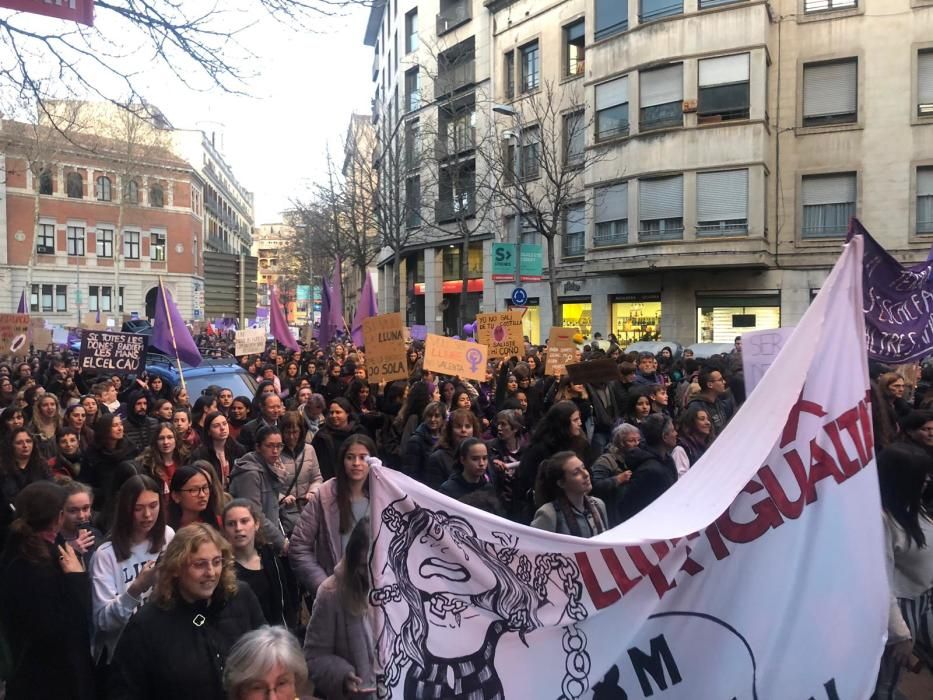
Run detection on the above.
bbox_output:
[56,285,67,312]
[437,37,475,96]
[801,173,856,238]
[697,169,749,236]
[520,41,539,93]
[36,223,55,254]
[596,76,629,141]
[700,0,746,6]
[405,9,418,54]
[124,230,140,259]
[405,67,421,112]
[66,172,83,199]
[124,179,139,204]
[640,0,683,23]
[504,51,515,99]
[149,183,164,208]
[96,175,112,201]
[640,64,683,131]
[66,225,85,256]
[638,175,684,241]
[406,176,421,229]
[595,0,627,40]
[919,51,933,116]
[564,111,585,166]
[38,169,53,195]
[88,286,122,313]
[698,54,750,122]
[917,168,933,234]
[564,20,585,78]
[96,228,114,258]
[32,284,67,312]
[563,204,586,257]
[520,126,540,180]
[594,183,629,246]
[804,0,856,12]
[803,59,857,126]
[405,119,420,169]
[151,231,167,261]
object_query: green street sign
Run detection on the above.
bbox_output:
[520,244,543,281]
[492,243,516,281]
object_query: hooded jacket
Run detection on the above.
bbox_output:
[228,452,287,551]
[403,422,438,482]
[288,478,343,594]
[122,390,159,452]
[311,421,370,482]
[616,445,677,523]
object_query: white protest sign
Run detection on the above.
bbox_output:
[234,328,267,356]
[742,326,795,396]
[370,236,887,700]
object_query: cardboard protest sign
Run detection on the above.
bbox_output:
[741,326,795,396]
[234,328,267,356]
[544,327,578,376]
[0,313,30,356]
[475,311,524,358]
[30,328,53,349]
[362,313,409,382]
[51,326,70,346]
[565,357,620,384]
[81,313,107,331]
[78,331,148,373]
[423,334,488,382]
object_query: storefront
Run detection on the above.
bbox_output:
[610,293,662,345]
[505,297,541,345]
[559,297,592,338]
[696,292,781,342]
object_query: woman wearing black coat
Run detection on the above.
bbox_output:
[311,397,371,482]
[402,401,446,481]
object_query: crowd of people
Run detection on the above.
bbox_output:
[0,328,929,698]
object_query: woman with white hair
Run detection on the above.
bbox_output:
[591,422,639,527]
[224,625,310,699]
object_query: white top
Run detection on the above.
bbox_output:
[883,513,933,643]
[90,527,175,662]
[671,445,690,478]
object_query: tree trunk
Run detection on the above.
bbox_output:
[457,231,470,337]
[391,251,401,316]
[546,234,560,329]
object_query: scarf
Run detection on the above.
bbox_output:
[556,496,606,538]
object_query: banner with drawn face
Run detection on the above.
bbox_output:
[369,236,887,700]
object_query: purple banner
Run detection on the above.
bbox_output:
[851,219,933,363]
[410,324,427,341]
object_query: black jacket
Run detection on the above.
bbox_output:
[616,445,678,523]
[311,422,371,482]
[108,585,265,700]
[424,446,457,491]
[439,472,494,500]
[237,416,277,453]
[590,450,630,527]
[403,422,438,481]
[233,544,298,629]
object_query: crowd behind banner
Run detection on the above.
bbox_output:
[0,323,930,699]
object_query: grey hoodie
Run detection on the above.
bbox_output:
[228,451,287,551]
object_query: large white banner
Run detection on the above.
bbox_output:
[369,236,888,699]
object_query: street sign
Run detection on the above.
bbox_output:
[510,287,528,306]
[520,244,544,282]
[492,243,517,281]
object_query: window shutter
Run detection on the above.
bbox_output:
[566,21,585,42]
[596,76,628,110]
[802,174,856,205]
[919,52,933,105]
[640,64,683,107]
[697,170,748,221]
[804,61,857,117]
[918,168,933,197]
[639,176,683,220]
[595,183,628,223]
[699,54,750,87]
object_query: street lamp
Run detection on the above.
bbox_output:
[492,104,524,287]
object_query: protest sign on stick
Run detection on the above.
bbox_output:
[423,334,488,382]
[78,331,148,373]
[475,311,524,358]
[363,313,409,382]
[544,327,578,376]
[234,328,267,356]
[0,314,30,357]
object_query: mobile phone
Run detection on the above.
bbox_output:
[503,461,520,473]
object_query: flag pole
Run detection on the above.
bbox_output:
[158,277,188,392]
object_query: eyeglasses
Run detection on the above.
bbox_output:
[180,485,211,495]
[262,443,284,451]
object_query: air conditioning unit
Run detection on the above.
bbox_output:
[920,103,933,115]
[682,99,698,114]
[36,245,54,255]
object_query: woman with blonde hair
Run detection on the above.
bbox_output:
[108,523,265,699]
[27,392,61,461]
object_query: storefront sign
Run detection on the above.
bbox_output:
[79,331,148,373]
[544,327,578,377]
[519,243,543,281]
[475,311,524,359]
[0,313,30,356]
[234,328,267,356]
[565,357,620,384]
[423,334,488,382]
[492,243,516,281]
[362,313,409,382]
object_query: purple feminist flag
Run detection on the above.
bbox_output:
[151,280,202,367]
[317,277,335,346]
[269,287,299,351]
[850,218,933,362]
[16,290,26,314]
[351,272,378,347]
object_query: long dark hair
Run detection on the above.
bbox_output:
[338,516,371,616]
[395,381,431,429]
[878,442,933,548]
[532,401,585,453]
[677,403,715,445]
[93,413,125,451]
[111,475,167,561]
[167,463,221,530]
[5,481,66,563]
[1,427,48,483]
[533,450,579,509]
[335,434,376,534]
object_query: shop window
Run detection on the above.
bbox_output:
[560,301,592,338]
[697,295,780,342]
[612,299,662,343]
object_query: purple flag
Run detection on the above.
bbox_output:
[151,280,202,367]
[849,218,933,363]
[269,287,299,351]
[95,307,101,324]
[329,258,346,337]
[16,290,26,314]
[317,276,335,346]
[351,272,378,347]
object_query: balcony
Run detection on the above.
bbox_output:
[696,220,749,237]
[435,192,476,223]
[436,59,475,96]
[434,128,476,160]
[639,219,684,242]
[437,1,471,35]
[594,222,628,247]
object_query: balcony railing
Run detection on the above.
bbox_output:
[436,1,472,35]
[594,222,628,247]
[562,233,585,257]
[638,220,684,242]
[436,59,475,95]
[435,192,476,223]
[434,128,476,159]
[696,221,749,237]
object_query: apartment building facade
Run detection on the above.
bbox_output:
[366,0,933,344]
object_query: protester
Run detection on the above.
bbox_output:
[616,414,679,522]
[137,421,186,498]
[424,407,482,490]
[191,411,246,488]
[0,426,51,508]
[591,423,638,527]
[224,625,310,700]
[531,451,608,537]
[671,403,715,476]
[56,478,101,565]
[277,410,323,536]
[312,397,371,482]
[439,437,495,500]
[688,367,733,433]
[167,462,222,531]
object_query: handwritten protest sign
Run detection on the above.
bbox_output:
[51,327,70,346]
[565,357,621,384]
[741,326,795,396]
[423,334,488,382]
[234,328,267,356]
[544,327,578,376]
[0,314,30,356]
[82,313,107,331]
[475,311,524,358]
[363,313,409,382]
[79,331,148,373]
